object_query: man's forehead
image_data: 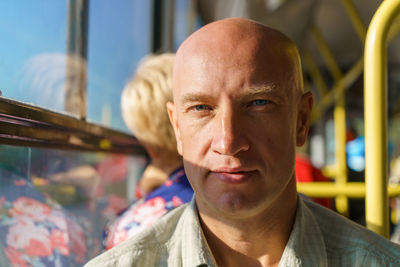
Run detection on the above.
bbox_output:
[173,18,302,99]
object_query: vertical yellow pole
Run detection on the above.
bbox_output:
[311,25,348,215]
[364,0,400,238]
[334,84,348,216]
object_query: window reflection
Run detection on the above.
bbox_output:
[0,144,147,265]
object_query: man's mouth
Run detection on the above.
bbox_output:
[210,168,257,184]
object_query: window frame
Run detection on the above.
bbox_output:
[0,97,146,155]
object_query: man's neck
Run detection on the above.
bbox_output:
[198,183,298,267]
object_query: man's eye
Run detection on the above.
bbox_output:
[193,104,211,111]
[250,99,269,106]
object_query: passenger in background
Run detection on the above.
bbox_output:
[122,53,182,198]
[104,53,193,249]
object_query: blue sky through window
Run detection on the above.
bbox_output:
[0,0,151,132]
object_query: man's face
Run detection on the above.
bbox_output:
[169,35,311,220]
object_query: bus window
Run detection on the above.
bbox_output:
[0,0,152,132]
[0,144,147,265]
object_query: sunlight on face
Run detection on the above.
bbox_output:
[168,20,312,220]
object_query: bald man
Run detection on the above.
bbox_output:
[85,18,400,267]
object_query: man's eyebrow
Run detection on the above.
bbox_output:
[180,83,278,104]
[181,93,215,104]
[248,83,277,94]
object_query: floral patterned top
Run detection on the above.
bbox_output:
[0,167,88,267]
[104,167,193,249]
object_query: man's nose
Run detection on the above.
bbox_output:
[211,108,250,156]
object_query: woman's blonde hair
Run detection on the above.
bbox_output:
[121,53,176,155]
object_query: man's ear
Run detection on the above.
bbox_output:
[167,101,183,155]
[296,91,314,147]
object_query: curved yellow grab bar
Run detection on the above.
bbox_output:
[364,0,400,238]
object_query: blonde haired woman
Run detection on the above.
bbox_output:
[122,53,182,197]
[104,54,193,249]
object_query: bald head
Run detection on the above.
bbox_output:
[173,18,303,99]
[167,18,313,221]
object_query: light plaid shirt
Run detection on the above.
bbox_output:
[85,197,400,267]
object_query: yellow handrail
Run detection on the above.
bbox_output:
[311,14,400,123]
[340,0,367,42]
[364,0,400,238]
[297,182,400,198]
[310,23,350,215]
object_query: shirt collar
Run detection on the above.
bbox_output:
[181,197,328,267]
[279,198,328,267]
[181,197,218,267]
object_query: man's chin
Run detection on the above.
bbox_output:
[200,192,271,219]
